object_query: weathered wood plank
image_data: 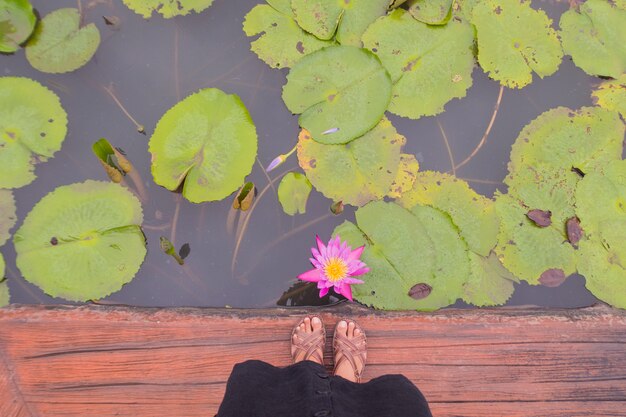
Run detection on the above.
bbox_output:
[0,303,625,417]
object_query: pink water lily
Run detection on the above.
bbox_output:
[298,235,369,301]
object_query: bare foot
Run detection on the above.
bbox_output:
[291,316,325,365]
[333,320,367,382]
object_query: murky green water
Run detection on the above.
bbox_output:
[0,0,600,308]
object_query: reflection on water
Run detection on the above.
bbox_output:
[0,0,600,308]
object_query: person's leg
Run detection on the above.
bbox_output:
[290,316,325,365]
[333,319,367,382]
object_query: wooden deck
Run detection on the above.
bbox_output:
[0,303,625,417]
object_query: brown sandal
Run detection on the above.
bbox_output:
[333,319,367,382]
[291,316,326,364]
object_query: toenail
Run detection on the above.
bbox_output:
[312,317,320,325]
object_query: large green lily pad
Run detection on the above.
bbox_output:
[407,0,453,25]
[297,118,405,206]
[122,0,214,18]
[282,45,392,145]
[277,172,312,215]
[397,171,499,257]
[0,0,36,53]
[334,201,469,310]
[508,107,624,175]
[0,190,17,246]
[13,181,146,302]
[335,0,390,47]
[577,237,626,309]
[471,0,562,88]
[243,4,333,69]
[149,88,258,203]
[0,254,8,307]
[560,0,626,78]
[463,252,518,307]
[494,192,577,285]
[362,9,474,119]
[0,77,68,189]
[25,8,100,74]
[592,75,626,119]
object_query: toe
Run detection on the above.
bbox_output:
[304,317,311,333]
[311,316,322,332]
[337,320,348,336]
[348,321,356,337]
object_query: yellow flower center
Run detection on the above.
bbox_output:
[324,258,348,282]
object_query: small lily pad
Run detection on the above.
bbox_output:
[508,107,624,175]
[560,0,626,78]
[243,4,333,69]
[13,180,147,302]
[0,254,8,307]
[397,171,499,257]
[463,252,518,307]
[282,45,392,144]
[149,88,258,203]
[93,138,133,183]
[362,9,474,119]
[233,182,256,211]
[277,172,312,216]
[407,0,453,25]
[0,0,36,53]
[0,77,68,189]
[387,153,420,199]
[0,190,17,246]
[471,0,563,88]
[25,8,100,74]
[297,118,405,206]
[578,237,626,309]
[122,0,214,18]
[592,75,626,119]
[335,0,390,47]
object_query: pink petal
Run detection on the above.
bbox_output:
[343,277,365,285]
[347,246,365,262]
[336,283,353,301]
[309,257,323,269]
[298,268,323,282]
[319,287,330,297]
[316,235,326,254]
[350,267,370,276]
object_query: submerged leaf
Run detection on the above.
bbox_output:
[277,172,312,216]
[508,107,624,175]
[407,0,453,25]
[471,0,562,88]
[387,153,420,199]
[297,119,405,206]
[25,8,100,74]
[179,243,191,260]
[0,77,68,189]
[560,0,626,78]
[122,0,214,18]
[397,171,499,257]
[233,182,256,211]
[0,190,17,246]
[282,45,392,144]
[243,4,333,69]
[362,9,474,119]
[0,0,36,53]
[592,75,626,119]
[149,88,258,203]
[13,180,146,302]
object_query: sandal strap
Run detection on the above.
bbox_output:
[292,327,325,364]
[333,331,366,382]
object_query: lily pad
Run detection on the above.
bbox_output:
[122,0,214,18]
[282,45,392,144]
[267,0,294,16]
[0,190,17,246]
[291,0,343,40]
[560,0,626,78]
[334,201,469,310]
[243,4,333,69]
[335,0,390,47]
[0,254,8,307]
[397,171,499,257]
[277,172,312,216]
[463,252,518,307]
[297,118,405,206]
[362,9,474,119]
[149,88,258,203]
[13,180,146,302]
[471,0,563,88]
[25,8,100,74]
[0,77,68,189]
[494,192,577,285]
[387,153,420,199]
[407,0,453,25]
[508,107,624,175]
[0,0,36,53]
[592,75,626,119]
[578,237,626,309]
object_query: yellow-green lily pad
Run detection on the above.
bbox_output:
[149,88,258,203]
[0,254,8,307]
[592,75,626,119]
[577,237,626,309]
[407,0,453,25]
[463,252,518,307]
[0,189,17,246]
[387,153,420,199]
[277,172,312,215]
[282,45,392,144]
[0,77,68,189]
[0,0,36,53]
[122,0,214,18]
[13,180,147,302]
[25,8,100,74]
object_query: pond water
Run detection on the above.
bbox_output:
[1,0,602,308]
